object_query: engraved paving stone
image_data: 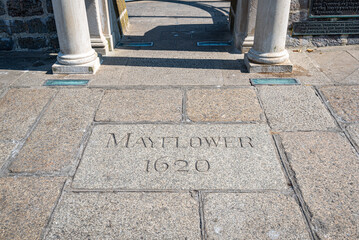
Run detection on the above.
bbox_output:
[72,124,287,190]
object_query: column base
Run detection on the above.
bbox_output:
[234,34,254,53]
[240,38,254,54]
[244,54,293,73]
[52,57,101,74]
[91,38,110,56]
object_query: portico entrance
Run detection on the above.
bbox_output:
[51,0,293,75]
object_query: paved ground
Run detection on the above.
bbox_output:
[1,0,359,239]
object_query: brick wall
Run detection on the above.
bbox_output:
[0,0,58,51]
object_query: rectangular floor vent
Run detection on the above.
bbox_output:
[118,42,154,47]
[44,80,89,86]
[197,41,232,47]
[250,78,300,86]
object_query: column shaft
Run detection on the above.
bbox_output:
[52,0,100,74]
[247,0,291,64]
[233,0,257,53]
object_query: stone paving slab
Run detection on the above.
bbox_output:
[258,86,338,132]
[307,50,359,84]
[0,82,6,96]
[96,89,182,122]
[0,70,25,85]
[118,54,225,86]
[0,177,66,240]
[0,88,56,141]
[280,132,359,239]
[204,192,311,239]
[186,88,264,122]
[348,50,359,61]
[9,89,103,173]
[347,124,359,148]
[345,68,359,83]
[72,124,287,190]
[0,141,14,169]
[12,71,67,87]
[320,86,359,122]
[45,192,201,239]
[223,51,333,86]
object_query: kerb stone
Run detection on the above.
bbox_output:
[72,124,287,190]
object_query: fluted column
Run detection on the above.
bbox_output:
[52,0,101,74]
[245,0,292,73]
[233,0,258,53]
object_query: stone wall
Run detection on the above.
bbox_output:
[0,0,58,51]
[288,0,359,47]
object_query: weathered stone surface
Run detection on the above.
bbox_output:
[0,88,55,141]
[18,37,47,49]
[46,192,200,239]
[280,132,359,239]
[0,141,14,168]
[117,50,224,86]
[321,86,359,122]
[12,70,67,87]
[223,51,333,86]
[27,18,47,33]
[72,124,287,190]
[348,50,359,61]
[52,57,101,74]
[258,86,337,131]
[204,192,311,239]
[45,16,56,32]
[46,0,53,13]
[0,70,25,85]
[7,0,44,17]
[0,1,6,15]
[0,82,5,96]
[347,124,359,148]
[0,19,10,34]
[9,20,26,33]
[0,177,65,240]
[9,89,103,173]
[308,50,359,84]
[95,89,182,122]
[0,38,14,51]
[245,56,293,73]
[186,88,264,122]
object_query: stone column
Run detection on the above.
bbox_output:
[245,0,292,73]
[86,0,110,55]
[52,0,101,74]
[100,0,115,52]
[233,0,258,53]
